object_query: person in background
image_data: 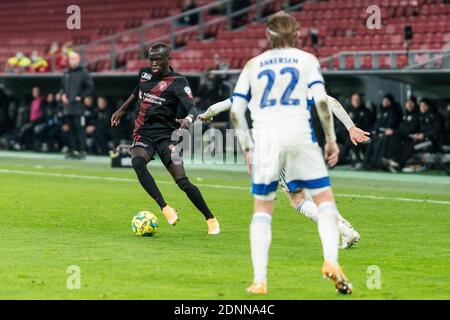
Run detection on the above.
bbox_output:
[178,0,199,26]
[29,50,49,73]
[6,52,31,73]
[363,94,401,170]
[0,85,13,138]
[47,42,60,72]
[83,96,97,153]
[394,98,445,172]
[17,87,45,150]
[340,93,373,168]
[94,96,113,154]
[231,0,251,28]
[39,93,64,152]
[60,51,94,159]
[55,92,72,155]
[55,41,73,71]
[443,103,450,145]
[382,96,420,172]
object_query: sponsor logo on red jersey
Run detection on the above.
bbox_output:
[158,81,168,91]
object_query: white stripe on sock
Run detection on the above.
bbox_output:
[296,199,319,222]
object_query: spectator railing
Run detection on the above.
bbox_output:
[74,0,295,72]
[319,49,450,70]
[405,51,450,70]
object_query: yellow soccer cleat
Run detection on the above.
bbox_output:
[206,218,220,235]
[322,261,352,294]
[162,205,179,225]
[246,282,268,295]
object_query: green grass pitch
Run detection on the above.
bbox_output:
[0,152,449,300]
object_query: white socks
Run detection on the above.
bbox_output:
[297,199,354,238]
[296,199,319,221]
[250,212,272,283]
[317,202,339,264]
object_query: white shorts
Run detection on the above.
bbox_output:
[251,138,330,201]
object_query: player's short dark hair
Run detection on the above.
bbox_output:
[148,42,171,56]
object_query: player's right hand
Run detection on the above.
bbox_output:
[324,141,340,167]
[111,109,125,127]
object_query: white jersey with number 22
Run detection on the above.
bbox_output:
[232,47,327,144]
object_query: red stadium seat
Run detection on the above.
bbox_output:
[2,0,448,72]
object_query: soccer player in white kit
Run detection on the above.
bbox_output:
[230,12,352,294]
[199,95,368,249]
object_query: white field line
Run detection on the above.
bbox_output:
[1,168,449,206]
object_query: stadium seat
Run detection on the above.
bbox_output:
[2,0,449,72]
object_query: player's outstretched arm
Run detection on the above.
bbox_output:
[111,93,137,127]
[328,95,370,146]
[198,98,233,123]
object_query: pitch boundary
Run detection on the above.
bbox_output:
[1,168,449,206]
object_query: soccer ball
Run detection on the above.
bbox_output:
[131,211,158,236]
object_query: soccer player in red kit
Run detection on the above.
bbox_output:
[111,42,220,235]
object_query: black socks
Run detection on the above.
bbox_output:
[176,177,214,220]
[132,157,167,209]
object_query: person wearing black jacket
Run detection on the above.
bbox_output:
[83,96,97,154]
[35,93,60,152]
[394,98,445,170]
[60,51,94,159]
[340,93,373,166]
[93,96,112,154]
[363,94,401,170]
[382,96,420,171]
[177,0,199,26]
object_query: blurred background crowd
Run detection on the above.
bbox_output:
[5,41,74,74]
[1,72,449,173]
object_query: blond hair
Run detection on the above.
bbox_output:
[266,11,300,49]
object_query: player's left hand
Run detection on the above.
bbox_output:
[348,126,370,146]
[324,141,340,167]
[245,149,252,175]
[198,113,213,123]
[176,118,191,130]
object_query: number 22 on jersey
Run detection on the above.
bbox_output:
[257,67,300,108]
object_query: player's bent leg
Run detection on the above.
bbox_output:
[247,197,274,295]
[131,147,178,225]
[283,189,320,222]
[339,217,361,249]
[312,188,352,294]
[169,163,219,234]
[283,189,360,249]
